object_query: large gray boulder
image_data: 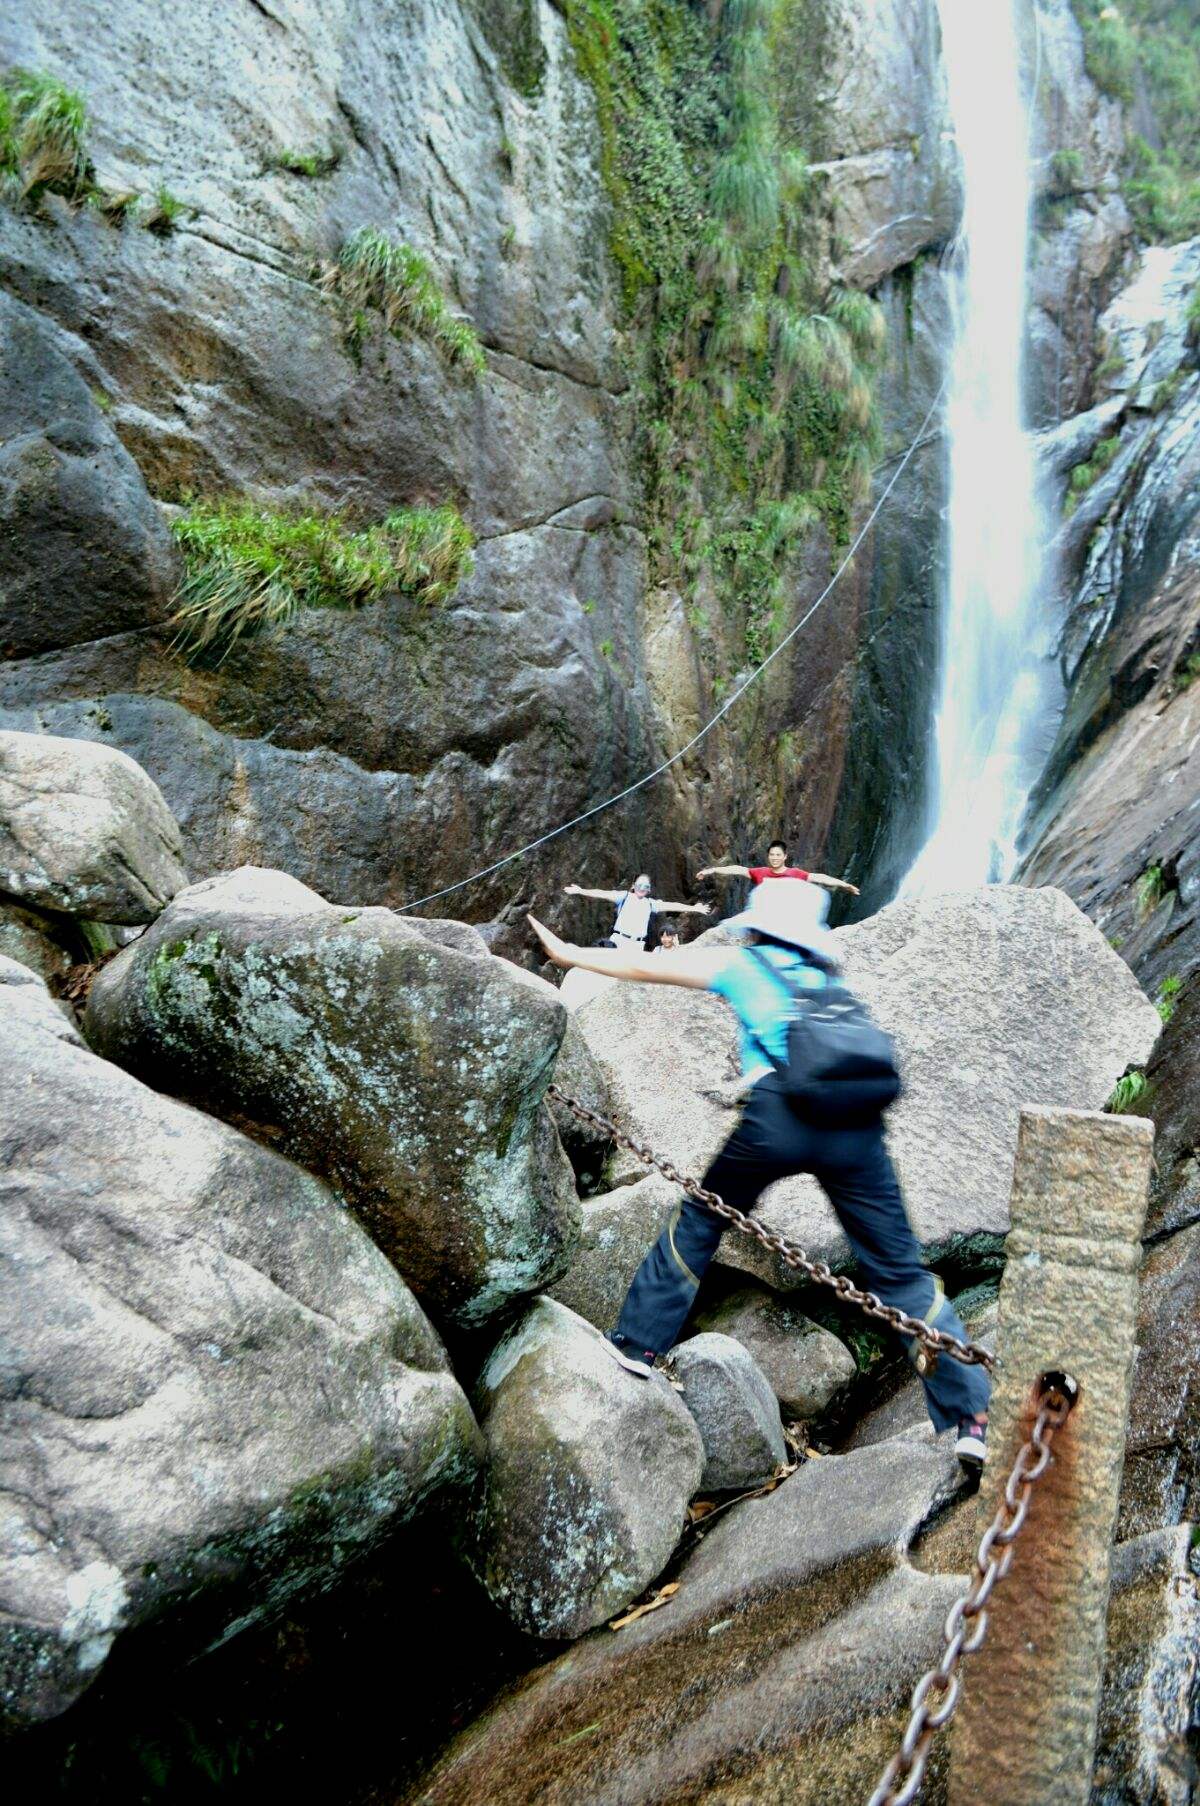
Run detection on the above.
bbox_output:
[667,1332,786,1492]
[696,1287,857,1420]
[493,959,613,1165]
[85,866,580,1327]
[0,964,481,1727]
[0,727,187,923]
[549,1171,678,1333]
[0,950,86,1045]
[421,1436,968,1803]
[572,886,1161,1287]
[464,1297,704,1639]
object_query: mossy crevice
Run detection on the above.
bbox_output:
[565,0,883,666]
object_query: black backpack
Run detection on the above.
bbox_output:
[749,948,902,1125]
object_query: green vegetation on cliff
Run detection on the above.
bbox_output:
[171,500,475,652]
[564,0,883,662]
[1073,1,1200,242]
[321,228,487,375]
[0,68,92,205]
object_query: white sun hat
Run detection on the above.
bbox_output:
[724,877,841,966]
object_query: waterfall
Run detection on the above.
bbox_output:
[902,0,1052,894]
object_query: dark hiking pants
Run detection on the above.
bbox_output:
[613,1078,990,1433]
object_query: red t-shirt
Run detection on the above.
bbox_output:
[748,866,809,884]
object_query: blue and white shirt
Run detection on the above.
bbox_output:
[708,943,829,1082]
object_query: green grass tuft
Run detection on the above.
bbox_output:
[141,182,186,235]
[271,143,342,178]
[1107,1069,1150,1115]
[1173,648,1200,692]
[321,227,486,375]
[1135,860,1167,918]
[1050,147,1085,192]
[1064,433,1121,513]
[170,499,474,653]
[1187,283,1200,348]
[88,184,139,225]
[0,67,93,205]
[1156,972,1183,1024]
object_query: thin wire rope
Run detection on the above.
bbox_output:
[399,377,949,915]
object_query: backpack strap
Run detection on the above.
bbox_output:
[744,945,821,1066]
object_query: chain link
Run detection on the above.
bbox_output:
[548,1084,993,1372]
[868,1373,1079,1805]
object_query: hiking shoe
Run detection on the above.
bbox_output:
[604,1334,656,1378]
[955,1417,988,1468]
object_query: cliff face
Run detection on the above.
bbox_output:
[0,0,966,927]
[0,0,659,918]
[1020,238,1200,994]
[0,0,1185,945]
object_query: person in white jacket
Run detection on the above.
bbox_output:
[562,874,711,949]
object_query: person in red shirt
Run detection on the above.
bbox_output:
[697,840,859,896]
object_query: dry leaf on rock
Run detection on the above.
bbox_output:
[609,1582,680,1630]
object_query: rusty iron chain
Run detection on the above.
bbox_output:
[868,1372,1080,1806]
[547,1084,993,1372]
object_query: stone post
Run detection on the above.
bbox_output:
[947,1106,1154,1806]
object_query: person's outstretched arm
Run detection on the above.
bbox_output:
[562,883,623,902]
[695,864,750,880]
[806,872,860,896]
[529,916,724,990]
[656,898,712,916]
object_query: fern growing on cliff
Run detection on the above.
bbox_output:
[565,0,886,668]
[170,500,474,653]
[0,68,93,205]
[322,228,487,375]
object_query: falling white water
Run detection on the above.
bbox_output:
[902,0,1052,893]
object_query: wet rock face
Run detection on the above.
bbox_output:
[1020,238,1200,995]
[1140,974,1200,1240]
[1095,1526,1200,1804]
[422,1435,969,1804]
[1024,0,1133,429]
[464,1297,704,1639]
[570,886,1159,1284]
[828,256,954,912]
[0,962,481,1728]
[84,866,580,1327]
[807,0,958,289]
[0,291,177,661]
[1119,1221,1200,1540]
[0,727,188,922]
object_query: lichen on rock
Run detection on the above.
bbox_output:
[84,866,581,1327]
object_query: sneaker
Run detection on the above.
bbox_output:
[604,1334,656,1378]
[955,1417,988,1468]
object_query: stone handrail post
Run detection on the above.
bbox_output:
[947,1106,1154,1805]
